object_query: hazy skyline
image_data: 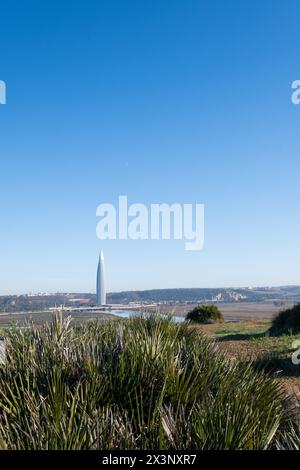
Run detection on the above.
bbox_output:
[1,1,300,294]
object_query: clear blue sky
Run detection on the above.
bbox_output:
[1,0,300,294]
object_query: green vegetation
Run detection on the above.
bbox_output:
[270,303,300,336]
[214,320,270,337]
[198,320,300,381]
[0,314,298,449]
[186,304,224,324]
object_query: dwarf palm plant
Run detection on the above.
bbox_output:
[0,314,295,449]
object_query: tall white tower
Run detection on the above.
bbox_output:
[96,250,106,305]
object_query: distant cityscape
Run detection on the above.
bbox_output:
[1,286,300,313]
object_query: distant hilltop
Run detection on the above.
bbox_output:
[1,286,300,312]
[107,286,300,304]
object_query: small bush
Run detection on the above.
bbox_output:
[269,303,300,335]
[185,304,224,324]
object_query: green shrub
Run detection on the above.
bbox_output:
[185,304,224,324]
[269,303,300,335]
[0,314,295,449]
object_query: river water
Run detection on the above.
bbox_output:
[109,309,185,323]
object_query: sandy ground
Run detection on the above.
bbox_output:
[157,302,295,321]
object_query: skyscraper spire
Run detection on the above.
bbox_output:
[96,250,106,305]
